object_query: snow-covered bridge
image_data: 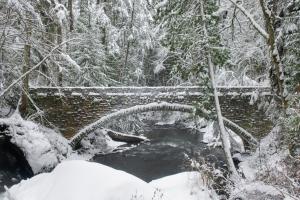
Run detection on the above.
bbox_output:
[29,86,272,139]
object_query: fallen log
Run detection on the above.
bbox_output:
[106,130,149,144]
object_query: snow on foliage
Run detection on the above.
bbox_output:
[155,0,169,10]
[52,3,68,26]
[3,160,218,200]
[215,68,268,87]
[154,63,166,74]
[0,113,71,174]
[6,0,43,27]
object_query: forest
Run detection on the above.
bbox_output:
[0,0,299,199]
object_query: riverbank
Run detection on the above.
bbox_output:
[2,160,219,200]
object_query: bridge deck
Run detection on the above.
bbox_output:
[30,86,271,96]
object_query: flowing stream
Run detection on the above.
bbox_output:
[92,124,227,182]
[0,123,227,195]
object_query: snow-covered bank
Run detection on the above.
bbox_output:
[0,114,71,173]
[150,172,218,199]
[2,160,218,200]
[0,114,131,174]
[229,126,299,199]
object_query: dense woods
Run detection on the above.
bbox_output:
[0,0,299,199]
[1,0,299,146]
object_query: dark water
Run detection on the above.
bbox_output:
[0,135,33,192]
[93,124,227,182]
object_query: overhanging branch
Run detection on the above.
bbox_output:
[69,102,258,150]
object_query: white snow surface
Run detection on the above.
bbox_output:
[229,126,297,199]
[150,172,218,200]
[0,113,72,174]
[3,160,218,200]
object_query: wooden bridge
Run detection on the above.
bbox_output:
[29,86,273,139]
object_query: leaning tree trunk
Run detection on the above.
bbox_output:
[200,1,239,178]
[19,22,31,117]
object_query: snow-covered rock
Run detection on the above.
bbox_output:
[0,114,72,174]
[3,160,219,200]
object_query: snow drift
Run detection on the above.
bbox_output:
[0,114,71,173]
[3,160,218,200]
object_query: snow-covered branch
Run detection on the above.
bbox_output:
[0,39,78,99]
[227,0,269,39]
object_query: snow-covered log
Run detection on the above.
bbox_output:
[106,130,149,144]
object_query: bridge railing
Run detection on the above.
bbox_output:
[29,86,271,97]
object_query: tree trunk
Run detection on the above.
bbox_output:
[57,26,63,86]
[19,24,31,117]
[121,2,135,83]
[200,1,239,178]
[259,0,287,109]
[68,0,74,32]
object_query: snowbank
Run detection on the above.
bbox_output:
[3,160,218,200]
[229,126,298,199]
[150,172,218,200]
[0,114,71,173]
